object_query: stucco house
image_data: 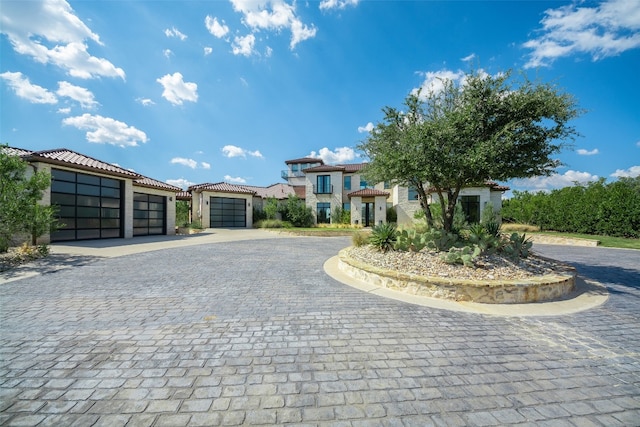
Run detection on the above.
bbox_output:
[4,146,181,243]
[281,156,509,226]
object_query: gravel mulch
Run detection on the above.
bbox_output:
[345,245,572,281]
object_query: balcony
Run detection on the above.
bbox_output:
[281,170,305,180]
[313,185,333,194]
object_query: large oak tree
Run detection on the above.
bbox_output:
[358,70,582,232]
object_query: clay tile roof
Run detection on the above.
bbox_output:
[176,191,192,200]
[243,183,297,200]
[28,148,140,178]
[303,164,346,173]
[134,176,182,192]
[285,157,324,165]
[348,189,390,198]
[486,181,510,191]
[340,163,367,173]
[2,146,33,157]
[188,182,256,195]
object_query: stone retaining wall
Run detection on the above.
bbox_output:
[338,249,577,304]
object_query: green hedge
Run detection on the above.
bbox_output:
[502,177,640,238]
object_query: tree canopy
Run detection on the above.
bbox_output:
[358,69,582,231]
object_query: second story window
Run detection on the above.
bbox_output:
[360,178,369,190]
[408,186,420,200]
[316,175,332,194]
[344,176,351,191]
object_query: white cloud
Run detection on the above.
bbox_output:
[577,148,599,156]
[413,68,492,98]
[524,0,640,68]
[163,49,173,58]
[0,0,125,79]
[357,122,374,133]
[205,16,229,38]
[157,72,198,105]
[414,69,466,96]
[512,170,599,190]
[171,157,198,169]
[204,47,213,56]
[224,175,247,184]
[57,107,71,114]
[461,53,476,62]
[319,0,359,11]
[164,27,187,40]
[201,162,211,169]
[222,145,263,158]
[0,71,57,104]
[62,114,148,147]
[136,98,155,106]
[166,178,194,189]
[56,81,97,108]
[230,0,316,49]
[309,147,358,164]
[611,165,640,178]
[232,34,256,56]
[637,140,640,147]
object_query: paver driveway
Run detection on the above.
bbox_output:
[1,235,639,426]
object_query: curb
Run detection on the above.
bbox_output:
[324,256,608,317]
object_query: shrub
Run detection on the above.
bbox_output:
[370,222,397,253]
[332,206,351,225]
[255,219,290,229]
[263,197,279,220]
[253,206,267,223]
[386,205,397,223]
[352,230,369,247]
[280,195,314,227]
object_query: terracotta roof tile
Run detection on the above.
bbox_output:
[188,182,256,194]
[28,148,140,178]
[2,146,33,157]
[340,163,367,173]
[348,189,390,198]
[285,157,324,165]
[303,164,346,173]
[176,191,192,200]
[242,183,297,199]
[134,176,182,192]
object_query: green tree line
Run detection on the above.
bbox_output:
[502,177,640,238]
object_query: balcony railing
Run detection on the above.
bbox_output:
[313,185,333,194]
[281,170,305,180]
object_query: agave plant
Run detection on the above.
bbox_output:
[369,222,397,253]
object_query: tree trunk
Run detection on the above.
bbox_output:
[416,185,434,228]
[442,188,461,233]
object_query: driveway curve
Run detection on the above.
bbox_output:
[1,236,639,426]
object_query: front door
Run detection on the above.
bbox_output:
[361,202,374,227]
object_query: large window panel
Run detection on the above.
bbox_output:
[50,168,123,241]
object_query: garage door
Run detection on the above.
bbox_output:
[210,197,246,228]
[50,168,123,241]
[133,193,166,236]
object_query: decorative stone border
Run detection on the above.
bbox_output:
[337,248,577,304]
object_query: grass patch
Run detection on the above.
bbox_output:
[502,223,639,249]
[534,231,640,250]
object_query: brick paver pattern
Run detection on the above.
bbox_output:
[1,237,639,426]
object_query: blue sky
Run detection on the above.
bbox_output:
[1,0,639,194]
